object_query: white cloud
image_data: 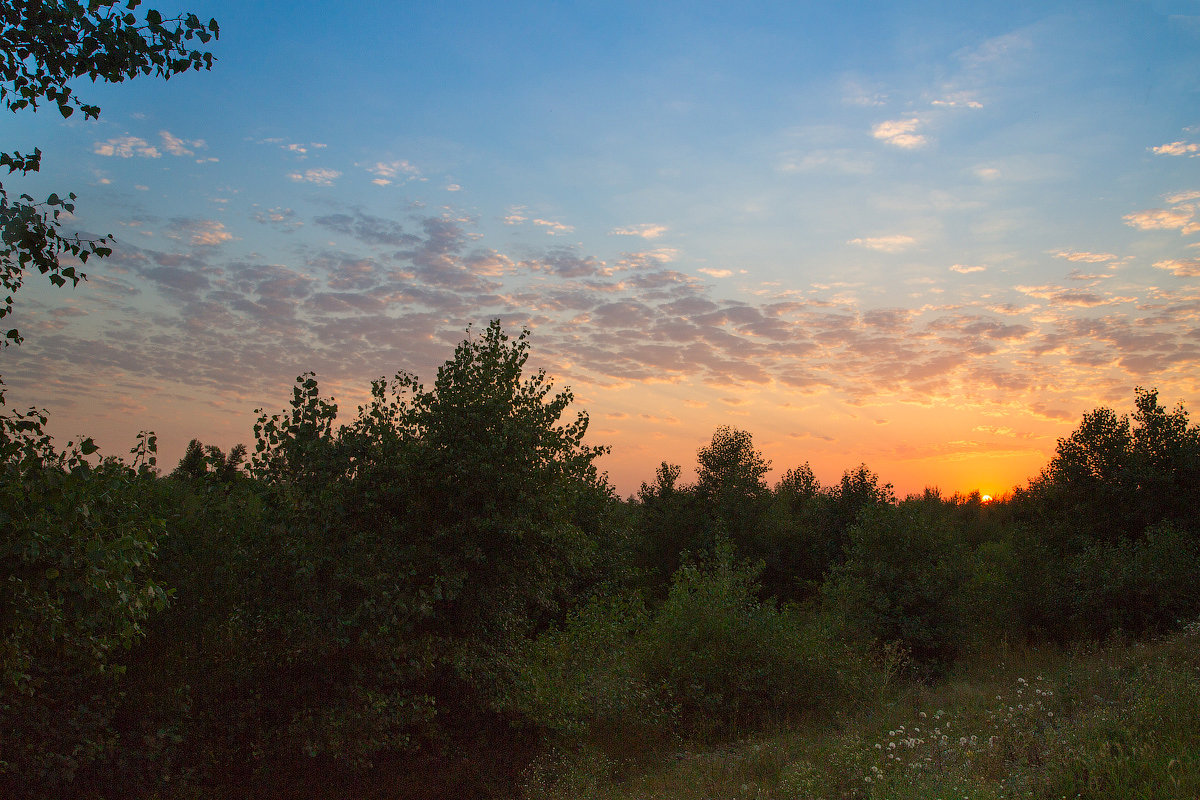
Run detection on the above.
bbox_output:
[1153,258,1200,277]
[166,219,235,247]
[1053,250,1116,263]
[533,218,574,235]
[365,160,422,185]
[288,168,341,186]
[610,223,668,239]
[269,141,326,156]
[931,94,983,109]
[159,130,206,156]
[950,264,986,274]
[850,234,916,252]
[1123,207,1197,233]
[974,165,1001,180]
[1165,190,1200,204]
[698,268,732,278]
[446,183,462,192]
[93,136,160,158]
[190,220,234,247]
[872,118,927,149]
[1152,141,1200,156]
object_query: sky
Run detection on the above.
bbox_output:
[4,0,1200,498]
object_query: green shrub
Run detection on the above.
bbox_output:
[822,501,970,674]
[0,405,167,796]
[506,593,672,748]
[637,545,878,737]
[1066,522,1200,638]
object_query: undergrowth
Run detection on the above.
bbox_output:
[521,619,1200,799]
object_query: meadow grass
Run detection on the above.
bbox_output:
[520,620,1200,800]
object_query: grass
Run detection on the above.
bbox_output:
[519,619,1200,800]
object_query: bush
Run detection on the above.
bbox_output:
[1065,522,1200,638]
[637,545,878,738]
[823,501,970,674]
[508,544,881,746]
[506,594,672,749]
[0,402,167,796]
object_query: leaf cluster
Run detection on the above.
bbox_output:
[1,0,218,120]
[0,0,218,345]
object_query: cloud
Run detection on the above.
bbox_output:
[1053,250,1116,263]
[522,249,604,278]
[1153,258,1200,277]
[314,210,414,247]
[841,78,888,107]
[931,93,983,109]
[1066,269,1110,281]
[950,264,986,274]
[1152,141,1200,156]
[778,149,874,175]
[1166,190,1200,204]
[159,130,206,156]
[288,168,342,185]
[253,207,303,232]
[1123,207,1197,233]
[958,30,1032,69]
[699,268,732,278]
[93,136,160,158]
[1015,284,1129,307]
[167,219,235,247]
[850,234,916,252]
[610,223,668,239]
[366,159,422,186]
[872,118,926,149]
[261,140,327,156]
[533,218,575,235]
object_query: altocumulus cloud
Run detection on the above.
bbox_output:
[93,135,160,158]
[851,234,916,252]
[872,118,926,149]
[289,168,342,186]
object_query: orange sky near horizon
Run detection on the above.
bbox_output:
[4,2,1198,501]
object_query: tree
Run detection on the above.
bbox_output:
[695,426,772,549]
[1023,387,1200,543]
[634,461,707,591]
[1,0,219,344]
[695,425,771,505]
[223,321,612,772]
[774,462,821,514]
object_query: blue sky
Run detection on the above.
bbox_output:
[5,0,1200,496]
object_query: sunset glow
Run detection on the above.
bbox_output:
[5,1,1198,498]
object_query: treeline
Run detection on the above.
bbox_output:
[3,322,1200,798]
